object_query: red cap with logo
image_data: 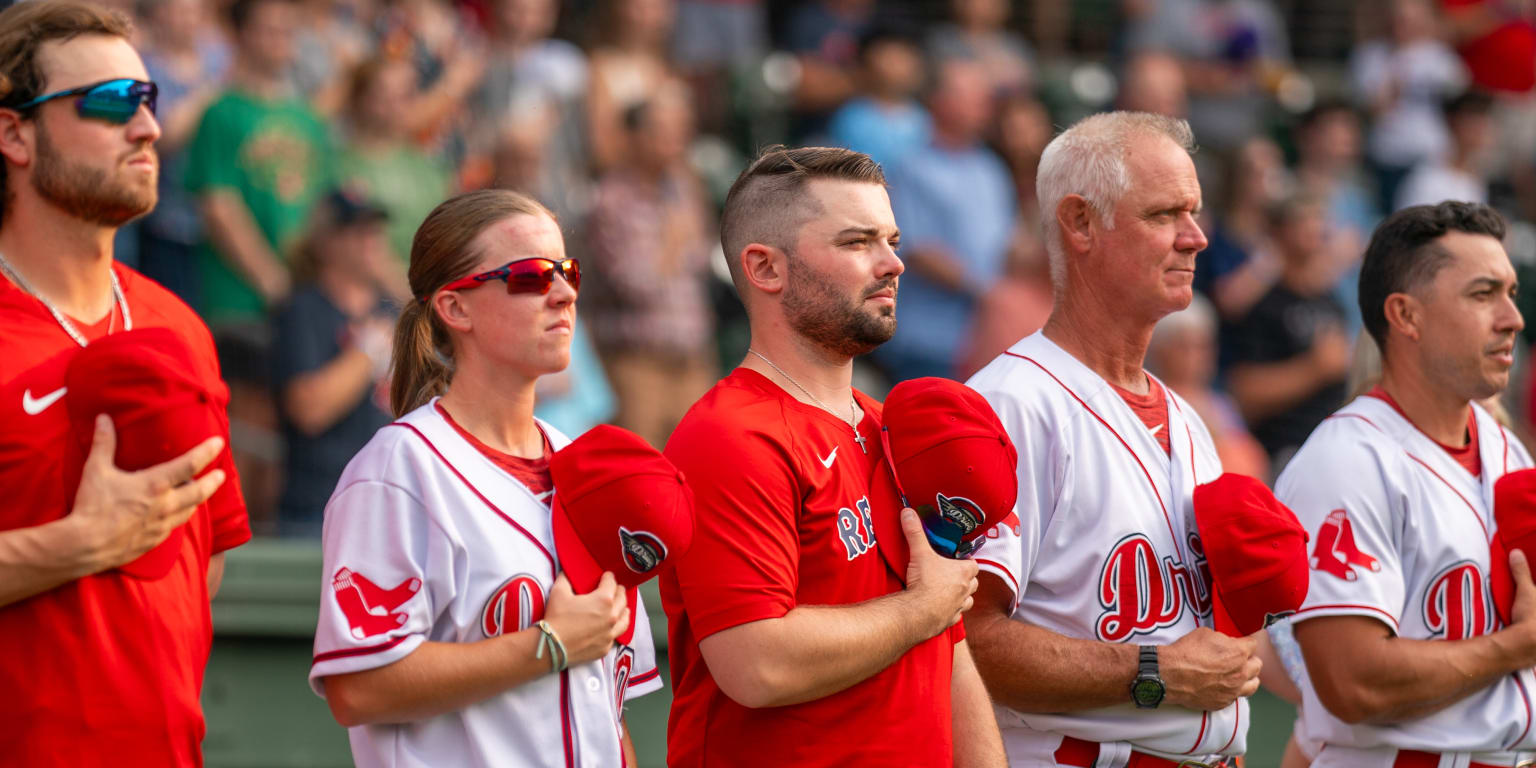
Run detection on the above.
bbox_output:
[1193,473,1310,637]
[868,377,1019,582]
[1490,469,1536,625]
[550,425,695,594]
[64,327,226,581]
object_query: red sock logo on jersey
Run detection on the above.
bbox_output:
[1310,509,1381,582]
[333,567,422,640]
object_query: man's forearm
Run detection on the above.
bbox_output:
[1228,357,1330,423]
[201,191,288,299]
[968,609,1138,712]
[700,591,941,709]
[952,640,1006,768]
[0,516,101,607]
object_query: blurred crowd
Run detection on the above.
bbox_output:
[88,0,1536,535]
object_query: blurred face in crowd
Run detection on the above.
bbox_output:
[929,60,993,144]
[782,179,904,357]
[994,95,1051,170]
[1450,107,1496,172]
[1119,53,1187,118]
[447,212,576,379]
[953,0,1007,30]
[1405,232,1522,401]
[1151,322,1217,389]
[1391,0,1434,44]
[237,0,298,77]
[615,0,673,46]
[1085,132,1206,323]
[357,60,417,137]
[1272,203,1328,273]
[1301,109,1361,173]
[632,86,694,171]
[1233,137,1288,210]
[495,0,557,44]
[863,38,924,101]
[147,0,208,49]
[20,34,160,226]
[320,220,392,285]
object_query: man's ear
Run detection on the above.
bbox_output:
[1383,292,1423,344]
[1057,195,1095,256]
[0,109,32,170]
[741,243,788,295]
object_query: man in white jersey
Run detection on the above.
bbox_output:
[965,111,1262,765]
[1280,200,1536,765]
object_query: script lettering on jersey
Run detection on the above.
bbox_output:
[836,496,877,561]
[482,574,546,638]
[1096,533,1202,642]
[612,645,635,715]
[1183,530,1214,618]
[333,567,422,640]
[1423,560,1494,641]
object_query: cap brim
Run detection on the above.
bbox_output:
[868,456,909,585]
[551,495,606,594]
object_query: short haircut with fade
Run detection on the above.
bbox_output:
[718,145,886,294]
[1359,200,1507,355]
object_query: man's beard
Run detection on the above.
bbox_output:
[782,254,897,358]
[32,123,156,227]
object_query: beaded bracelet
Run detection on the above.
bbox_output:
[534,620,569,673]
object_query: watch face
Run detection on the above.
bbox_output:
[1131,678,1165,708]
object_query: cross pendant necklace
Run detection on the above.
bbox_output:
[748,349,866,453]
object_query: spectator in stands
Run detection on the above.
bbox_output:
[958,92,1052,378]
[338,55,451,285]
[1118,50,1188,118]
[1148,295,1271,481]
[1225,195,1354,467]
[1396,88,1496,208]
[292,0,375,116]
[1351,0,1468,210]
[584,85,718,448]
[671,0,766,133]
[879,58,1013,381]
[135,0,230,304]
[1441,0,1536,219]
[927,0,1034,94]
[586,0,676,172]
[185,0,334,331]
[270,190,396,537]
[827,27,930,170]
[1293,100,1378,331]
[1196,136,1289,323]
[472,0,589,217]
[784,0,875,139]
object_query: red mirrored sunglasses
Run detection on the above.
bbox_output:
[435,257,581,299]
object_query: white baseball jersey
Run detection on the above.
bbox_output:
[309,400,662,768]
[967,333,1245,764]
[1278,395,1536,764]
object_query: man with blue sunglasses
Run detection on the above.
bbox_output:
[0,2,249,766]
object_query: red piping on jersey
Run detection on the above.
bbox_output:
[392,422,558,572]
[312,634,410,665]
[976,559,1018,597]
[559,670,575,768]
[1187,712,1208,754]
[1293,603,1402,632]
[1004,353,1182,552]
[1511,674,1533,750]
[1501,423,1511,476]
[1325,411,1492,541]
[1217,698,1242,754]
[1405,453,1490,542]
[628,667,660,687]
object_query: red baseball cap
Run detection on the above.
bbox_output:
[869,378,1019,582]
[550,425,695,596]
[64,327,225,581]
[1491,469,1536,625]
[1192,473,1310,637]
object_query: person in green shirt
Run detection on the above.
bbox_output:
[184,0,332,329]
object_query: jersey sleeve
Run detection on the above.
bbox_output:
[623,589,663,702]
[1276,436,1406,633]
[665,422,802,641]
[969,384,1058,611]
[309,478,458,695]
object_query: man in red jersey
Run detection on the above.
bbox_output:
[660,145,1005,768]
[0,2,246,765]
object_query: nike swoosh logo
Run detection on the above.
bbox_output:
[819,446,838,469]
[22,387,66,415]
[1149,423,1164,436]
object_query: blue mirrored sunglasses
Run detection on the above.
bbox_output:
[15,78,157,124]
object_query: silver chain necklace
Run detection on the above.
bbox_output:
[0,250,131,347]
[748,348,867,453]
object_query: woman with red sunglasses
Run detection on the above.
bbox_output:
[309,189,659,767]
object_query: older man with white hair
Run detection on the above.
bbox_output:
[963,111,1262,765]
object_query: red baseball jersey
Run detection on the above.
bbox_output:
[660,368,961,768]
[0,262,250,767]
